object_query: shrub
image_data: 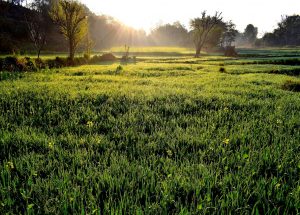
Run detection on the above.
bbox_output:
[55,57,68,68]
[90,53,117,63]
[224,46,238,57]
[24,57,37,71]
[282,80,300,92]
[35,58,46,69]
[74,57,88,66]
[115,65,123,74]
[83,53,90,60]
[219,67,226,73]
[90,55,101,63]
[0,57,39,72]
[100,53,117,61]
[3,56,19,72]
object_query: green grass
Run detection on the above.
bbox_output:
[0,48,300,214]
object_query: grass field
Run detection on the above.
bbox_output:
[0,47,300,214]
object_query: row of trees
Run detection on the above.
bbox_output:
[262,15,300,46]
[3,0,242,58]
[2,0,299,59]
[0,0,149,54]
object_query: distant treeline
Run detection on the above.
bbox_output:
[0,0,299,54]
[262,15,300,47]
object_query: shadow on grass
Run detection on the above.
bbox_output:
[221,68,300,76]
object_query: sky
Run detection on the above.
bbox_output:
[81,0,300,37]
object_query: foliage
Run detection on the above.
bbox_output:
[0,56,37,72]
[220,21,238,47]
[49,0,88,60]
[148,22,190,47]
[243,24,258,45]
[263,15,300,47]
[190,11,223,57]
[90,53,117,63]
[235,24,258,47]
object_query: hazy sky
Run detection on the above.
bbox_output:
[82,0,300,36]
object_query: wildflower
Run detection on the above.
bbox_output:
[223,138,230,145]
[87,121,94,128]
[5,161,14,170]
[48,142,54,149]
[79,138,85,145]
[166,149,173,157]
[276,119,282,124]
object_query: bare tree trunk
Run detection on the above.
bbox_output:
[195,45,202,58]
[38,49,41,59]
[69,40,75,62]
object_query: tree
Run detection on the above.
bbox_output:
[243,24,258,45]
[262,15,300,47]
[50,0,87,61]
[148,22,189,46]
[221,21,238,47]
[190,11,222,57]
[25,13,47,58]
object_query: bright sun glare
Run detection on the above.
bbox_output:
[83,0,300,35]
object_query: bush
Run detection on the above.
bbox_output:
[55,57,68,68]
[74,57,88,66]
[224,46,238,57]
[35,58,46,69]
[24,57,37,71]
[115,65,123,74]
[0,56,39,72]
[83,53,90,60]
[219,67,226,73]
[91,53,117,63]
[282,80,300,92]
[100,53,117,61]
[3,56,18,71]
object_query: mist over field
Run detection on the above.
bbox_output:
[0,0,299,214]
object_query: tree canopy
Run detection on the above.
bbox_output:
[190,11,223,57]
[50,0,88,60]
[263,15,300,46]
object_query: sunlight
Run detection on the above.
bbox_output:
[83,0,300,35]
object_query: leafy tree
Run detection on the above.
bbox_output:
[50,0,87,61]
[221,21,238,47]
[243,24,258,45]
[262,15,300,47]
[190,11,222,57]
[148,22,189,46]
[204,20,226,50]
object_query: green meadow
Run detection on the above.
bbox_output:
[0,48,300,214]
